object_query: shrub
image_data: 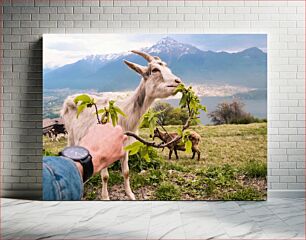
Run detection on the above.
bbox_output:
[208,99,265,125]
[111,147,163,173]
[231,114,267,124]
[155,182,181,200]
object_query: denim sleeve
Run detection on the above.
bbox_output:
[43,156,83,201]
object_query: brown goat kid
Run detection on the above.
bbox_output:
[153,128,201,161]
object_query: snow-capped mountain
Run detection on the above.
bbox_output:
[145,36,201,57]
[44,37,267,91]
[84,51,129,63]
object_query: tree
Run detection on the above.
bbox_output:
[152,102,190,126]
[152,102,172,125]
[208,99,259,125]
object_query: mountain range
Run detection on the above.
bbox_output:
[43,37,267,91]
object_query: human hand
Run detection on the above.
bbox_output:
[80,123,127,174]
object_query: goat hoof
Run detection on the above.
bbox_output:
[127,193,136,200]
[101,195,110,200]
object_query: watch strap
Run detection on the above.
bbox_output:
[80,155,94,182]
[59,146,94,183]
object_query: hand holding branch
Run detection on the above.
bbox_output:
[74,84,206,158]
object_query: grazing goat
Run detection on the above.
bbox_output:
[61,50,182,200]
[43,119,67,142]
[153,128,201,161]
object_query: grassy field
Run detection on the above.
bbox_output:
[43,122,267,200]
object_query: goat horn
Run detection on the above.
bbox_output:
[131,50,154,62]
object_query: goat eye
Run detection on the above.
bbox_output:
[158,62,163,66]
[152,68,160,73]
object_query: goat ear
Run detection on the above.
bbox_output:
[124,60,147,76]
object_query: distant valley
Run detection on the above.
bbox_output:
[43,84,266,120]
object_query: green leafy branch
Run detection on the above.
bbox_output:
[73,84,206,159]
[74,94,126,126]
[137,109,172,144]
[124,83,206,155]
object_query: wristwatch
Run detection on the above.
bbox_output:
[60,146,94,182]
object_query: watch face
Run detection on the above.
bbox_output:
[62,146,89,160]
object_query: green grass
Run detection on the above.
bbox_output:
[108,171,123,187]
[43,122,267,200]
[43,136,66,156]
[131,169,165,190]
[242,160,267,178]
[155,182,181,200]
[222,187,263,200]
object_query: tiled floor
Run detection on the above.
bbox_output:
[1,198,305,239]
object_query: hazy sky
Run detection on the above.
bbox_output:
[43,34,267,69]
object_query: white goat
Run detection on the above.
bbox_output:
[61,50,182,200]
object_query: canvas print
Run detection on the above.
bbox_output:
[43,34,267,200]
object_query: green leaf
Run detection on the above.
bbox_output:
[189,100,197,111]
[115,111,119,125]
[147,110,157,123]
[179,94,187,107]
[139,109,159,131]
[109,100,115,106]
[174,84,207,127]
[76,104,86,118]
[114,106,127,118]
[174,83,186,94]
[193,118,201,124]
[109,107,119,126]
[200,105,207,112]
[100,114,105,122]
[177,128,183,136]
[124,141,144,155]
[139,115,147,128]
[74,94,92,105]
[149,120,156,135]
[97,109,105,114]
[140,146,150,162]
[182,130,191,142]
[143,151,150,162]
[185,140,192,154]
[110,111,117,126]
